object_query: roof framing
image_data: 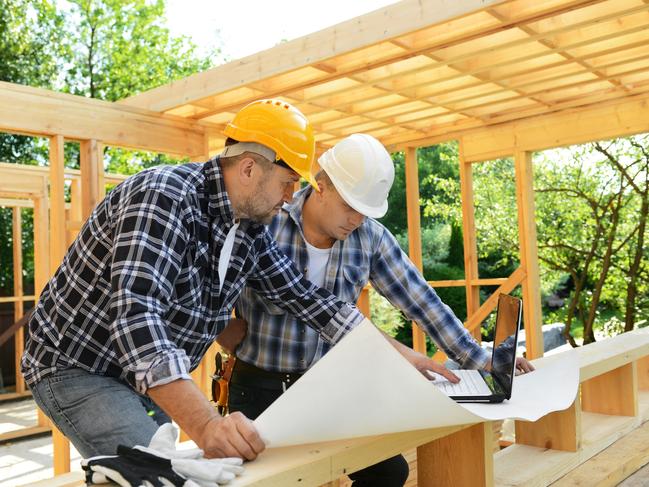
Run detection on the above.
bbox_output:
[119,0,649,155]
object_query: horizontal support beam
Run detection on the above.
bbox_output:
[0,82,213,157]
[461,92,649,162]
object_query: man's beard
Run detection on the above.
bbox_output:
[239,178,279,224]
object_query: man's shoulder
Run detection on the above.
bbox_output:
[120,163,204,203]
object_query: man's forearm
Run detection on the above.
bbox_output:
[147,378,220,444]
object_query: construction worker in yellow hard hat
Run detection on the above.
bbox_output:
[223,98,317,189]
[23,98,369,478]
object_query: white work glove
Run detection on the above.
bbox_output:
[82,424,244,487]
[137,423,244,486]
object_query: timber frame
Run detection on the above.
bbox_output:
[1,0,649,484]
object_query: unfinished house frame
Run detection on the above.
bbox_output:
[2,0,649,485]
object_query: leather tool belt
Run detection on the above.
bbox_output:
[230,359,303,392]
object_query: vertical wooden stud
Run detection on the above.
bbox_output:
[418,422,493,487]
[459,140,481,342]
[405,146,427,354]
[13,207,25,394]
[514,150,544,358]
[581,363,637,417]
[515,399,581,452]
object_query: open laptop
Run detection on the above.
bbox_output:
[429,293,523,403]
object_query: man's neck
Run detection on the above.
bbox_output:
[302,194,335,249]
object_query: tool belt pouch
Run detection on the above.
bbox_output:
[211,351,236,416]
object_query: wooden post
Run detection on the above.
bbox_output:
[49,135,67,275]
[80,139,104,218]
[637,355,649,390]
[581,362,637,417]
[13,207,25,394]
[49,135,71,474]
[417,422,493,487]
[515,399,581,452]
[459,140,481,342]
[33,189,50,429]
[356,287,371,318]
[405,146,427,354]
[514,150,544,359]
[68,179,82,246]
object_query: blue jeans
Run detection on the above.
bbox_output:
[30,368,170,458]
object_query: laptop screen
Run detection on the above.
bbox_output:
[490,294,522,395]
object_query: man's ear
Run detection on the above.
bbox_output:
[238,156,256,187]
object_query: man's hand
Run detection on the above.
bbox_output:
[382,331,460,383]
[199,413,264,460]
[514,356,535,375]
[148,379,265,461]
[217,318,248,354]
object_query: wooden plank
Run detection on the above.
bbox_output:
[0,161,127,185]
[637,355,649,390]
[68,180,82,246]
[80,139,103,218]
[581,362,637,417]
[0,390,32,402]
[464,266,525,334]
[459,141,481,342]
[13,207,25,393]
[356,287,370,318]
[461,93,649,162]
[0,81,208,157]
[0,425,50,443]
[52,424,71,475]
[404,146,427,354]
[552,416,649,487]
[575,329,649,382]
[120,0,511,112]
[418,422,493,487]
[49,136,67,276]
[516,399,581,452]
[33,193,50,298]
[514,151,544,359]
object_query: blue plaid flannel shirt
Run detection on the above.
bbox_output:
[236,186,490,373]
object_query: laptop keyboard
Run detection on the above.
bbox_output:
[429,369,492,396]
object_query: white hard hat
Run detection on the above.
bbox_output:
[317,134,395,218]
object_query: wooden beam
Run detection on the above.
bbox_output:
[461,93,649,162]
[0,81,209,157]
[119,0,510,112]
[33,192,50,298]
[464,266,526,334]
[80,139,103,218]
[459,141,481,342]
[404,146,427,353]
[13,207,25,393]
[581,362,637,417]
[418,422,494,487]
[516,399,581,452]
[49,135,67,276]
[514,151,544,359]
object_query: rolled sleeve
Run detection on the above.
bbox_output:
[320,303,365,345]
[132,349,192,394]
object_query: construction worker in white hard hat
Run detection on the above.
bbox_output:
[217,133,534,486]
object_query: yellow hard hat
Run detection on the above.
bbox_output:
[224,99,317,188]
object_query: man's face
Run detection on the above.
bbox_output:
[244,163,299,224]
[316,183,365,241]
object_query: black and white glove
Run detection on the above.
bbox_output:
[82,424,244,487]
